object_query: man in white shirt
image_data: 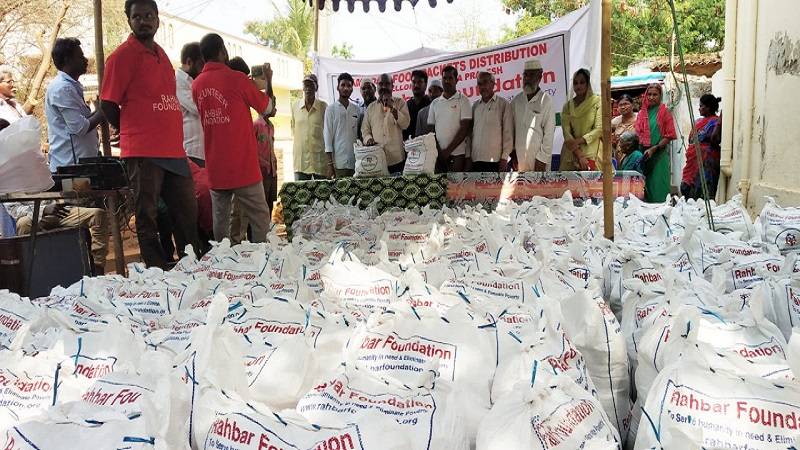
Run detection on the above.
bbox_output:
[362,73,410,174]
[0,67,29,124]
[427,65,472,173]
[510,59,555,172]
[324,72,359,178]
[471,72,513,172]
[175,42,206,166]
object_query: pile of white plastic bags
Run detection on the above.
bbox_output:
[3,192,800,449]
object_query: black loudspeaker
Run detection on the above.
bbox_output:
[0,227,93,298]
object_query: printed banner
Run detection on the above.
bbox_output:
[325,35,569,111]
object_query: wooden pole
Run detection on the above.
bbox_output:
[601,0,614,240]
[94,0,112,157]
[313,0,320,53]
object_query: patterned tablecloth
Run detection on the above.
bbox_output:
[278,171,645,228]
[278,174,447,228]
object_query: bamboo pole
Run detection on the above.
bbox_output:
[313,0,320,53]
[601,0,614,240]
[94,0,112,157]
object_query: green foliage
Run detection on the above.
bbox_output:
[245,0,314,64]
[502,0,725,74]
[331,43,354,59]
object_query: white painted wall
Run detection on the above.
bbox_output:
[721,0,800,213]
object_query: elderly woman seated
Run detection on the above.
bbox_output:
[617,130,644,174]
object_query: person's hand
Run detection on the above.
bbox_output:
[365,138,376,146]
[533,160,547,172]
[643,147,656,159]
[263,63,273,82]
[499,160,509,172]
[43,204,69,219]
[464,157,472,172]
[326,164,335,179]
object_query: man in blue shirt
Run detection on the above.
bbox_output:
[15,37,110,274]
[45,38,104,171]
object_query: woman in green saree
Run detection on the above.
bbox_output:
[635,83,677,203]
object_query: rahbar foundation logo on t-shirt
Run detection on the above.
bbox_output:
[197,87,232,126]
[152,94,180,112]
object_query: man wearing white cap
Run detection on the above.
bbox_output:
[511,59,555,172]
[414,79,443,138]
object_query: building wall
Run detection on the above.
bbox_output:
[722,0,800,213]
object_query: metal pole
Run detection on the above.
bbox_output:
[601,0,614,240]
[93,0,112,157]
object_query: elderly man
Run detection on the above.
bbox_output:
[362,73,410,174]
[510,59,555,172]
[470,72,513,172]
[292,74,328,180]
[427,65,472,173]
[101,0,200,268]
[0,67,31,123]
[414,79,442,139]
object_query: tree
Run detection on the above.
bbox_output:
[245,0,314,69]
[331,43,354,59]
[501,0,725,74]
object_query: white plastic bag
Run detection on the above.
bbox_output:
[0,116,54,194]
[354,143,389,178]
[403,133,438,175]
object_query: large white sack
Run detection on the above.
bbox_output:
[707,194,755,240]
[194,388,411,450]
[0,116,54,194]
[1,407,165,450]
[758,197,800,255]
[0,290,41,350]
[635,345,800,449]
[296,369,469,450]
[560,290,631,439]
[476,374,620,450]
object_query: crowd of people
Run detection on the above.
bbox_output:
[0,0,724,271]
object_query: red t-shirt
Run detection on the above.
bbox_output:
[192,62,271,190]
[100,34,184,159]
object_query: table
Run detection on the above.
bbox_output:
[279,171,646,230]
[278,174,447,228]
[0,190,130,287]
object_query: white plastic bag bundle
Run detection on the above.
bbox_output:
[635,305,791,403]
[758,197,800,255]
[751,277,800,340]
[0,291,41,350]
[403,133,438,175]
[2,407,165,450]
[492,325,597,402]
[296,369,469,450]
[0,116,54,194]
[320,250,399,316]
[344,307,496,435]
[707,194,755,239]
[194,388,412,450]
[477,374,620,450]
[560,290,631,439]
[0,350,61,431]
[354,143,389,178]
[635,345,800,450]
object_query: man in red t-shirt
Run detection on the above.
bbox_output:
[192,33,275,243]
[100,0,200,268]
